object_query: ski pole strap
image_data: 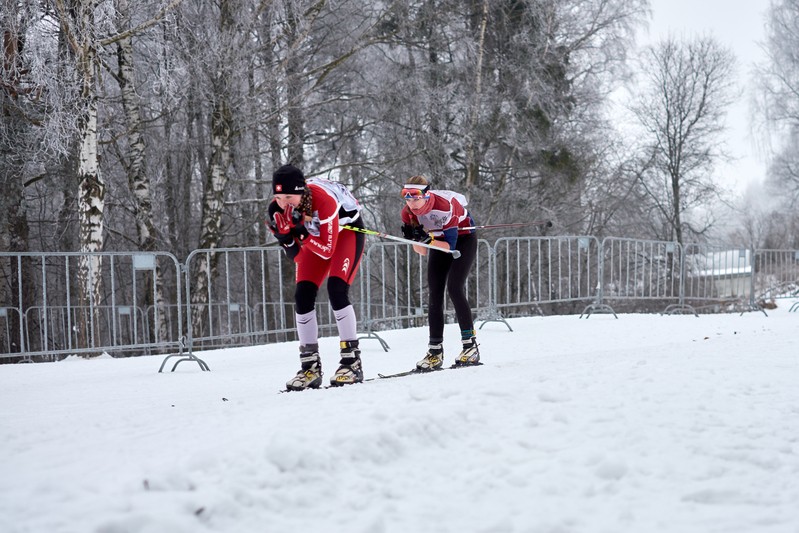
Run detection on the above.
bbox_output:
[341,225,462,259]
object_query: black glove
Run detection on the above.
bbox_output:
[290,208,309,242]
[271,228,294,246]
[402,223,429,242]
[281,240,300,260]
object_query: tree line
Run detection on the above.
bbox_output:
[2,0,798,264]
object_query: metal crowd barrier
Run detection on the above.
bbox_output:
[593,237,684,316]
[754,249,799,305]
[0,251,183,363]
[590,240,795,316]
[2,239,797,367]
[157,245,373,371]
[24,304,150,358]
[493,236,601,318]
[359,240,494,336]
[680,243,756,313]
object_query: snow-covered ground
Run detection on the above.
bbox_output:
[2,303,798,533]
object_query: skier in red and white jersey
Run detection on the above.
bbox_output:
[400,174,481,371]
[267,164,365,390]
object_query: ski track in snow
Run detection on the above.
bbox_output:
[1,307,798,533]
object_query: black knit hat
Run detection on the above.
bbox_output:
[272,164,306,194]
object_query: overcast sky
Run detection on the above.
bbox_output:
[636,0,771,195]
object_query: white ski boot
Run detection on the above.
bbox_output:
[416,343,444,372]
[286,346,323,391]
[330,340,364,386]
[454,337,480,366]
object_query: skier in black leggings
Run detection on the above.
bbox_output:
[400,175,480,371]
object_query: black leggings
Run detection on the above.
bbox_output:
[427,232,477,342]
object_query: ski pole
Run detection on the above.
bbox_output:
[341,225,462,259]
[461,220,553,231]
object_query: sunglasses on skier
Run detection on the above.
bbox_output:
[401,186,430,200]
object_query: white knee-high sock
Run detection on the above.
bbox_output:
[333,305,357,342]
[296,310,318,348]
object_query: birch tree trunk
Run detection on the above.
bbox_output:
[190,0,234,339]
[54,0,105,354]
[190,98,233,338]
[115,0,169,345]
[76,83,104,353]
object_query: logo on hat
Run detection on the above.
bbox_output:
[275,184,283,192]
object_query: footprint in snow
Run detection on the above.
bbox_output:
[538,391,571,403]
